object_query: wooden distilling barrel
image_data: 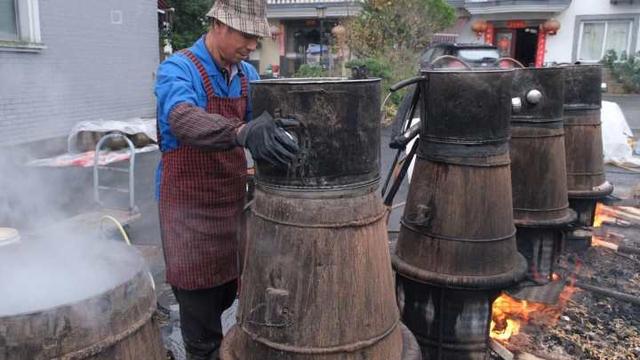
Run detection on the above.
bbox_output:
[562,64,613,242]
[392,69,527,360]
[221,78,420,360]
[509,67,576,285]
[0,229,165,360]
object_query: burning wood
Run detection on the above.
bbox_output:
[594,203,640,227]
[491,281,579,344]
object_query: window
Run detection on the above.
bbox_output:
[0,0,18,41]
[0,0,43,51]
[578,20,633,61]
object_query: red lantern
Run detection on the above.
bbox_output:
[331,24,346,38]
[270,24,282,40]
[471,20,488,36]
[542,18,561,35]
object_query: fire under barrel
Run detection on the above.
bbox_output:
[0,231,165,360]
[508,67,576,294]
[393,69,527,360]
[221,78,420,360]
[562,65,613,243]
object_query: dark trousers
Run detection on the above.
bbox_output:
[172,280,238,360]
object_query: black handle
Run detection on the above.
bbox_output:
[389,76,426,92]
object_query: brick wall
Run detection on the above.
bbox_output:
[0,0,159,147]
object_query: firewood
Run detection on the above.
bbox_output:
[490,339,514,360]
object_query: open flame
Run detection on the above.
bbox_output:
[592,202,610,228]
[490,281,579,342]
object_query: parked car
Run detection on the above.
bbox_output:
[419,43,501,69]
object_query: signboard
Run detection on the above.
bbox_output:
[506,20,527,29]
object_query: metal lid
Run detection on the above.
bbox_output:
[0,227,20,247]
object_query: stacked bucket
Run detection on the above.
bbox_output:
[507,67,577,300]
[221,78,421,360]
[392,69,527,360]
[562,65,614,245]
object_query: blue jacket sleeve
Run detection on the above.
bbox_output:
[242,62,261,122]
[155,58,199,130]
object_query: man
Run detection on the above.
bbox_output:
[154,1,298,359]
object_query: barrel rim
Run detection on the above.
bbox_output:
[251,77,381,85]
[392,253,528,290]
[420,68,514,75]
[513,66,565,73]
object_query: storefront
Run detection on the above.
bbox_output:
[472,18,560,67]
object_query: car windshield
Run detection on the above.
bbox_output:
[457,49,499,62]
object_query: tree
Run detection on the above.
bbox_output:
[166,0,213,51]
[345,0,455,119]
[347,0,456,58]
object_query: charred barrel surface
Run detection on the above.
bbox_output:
[419,70,512,166]
[562,65,613,198]
[250,78,380,190]
[394,70,525,289]
[510,67,574,226]
[222,78,417,360]
[397,274,498,360]
[0,237,164,360]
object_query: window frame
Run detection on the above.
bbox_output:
[0,0,45,52]
[572,14,639,63]
[577,20,633,62]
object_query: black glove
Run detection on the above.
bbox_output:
[237,111,300,168]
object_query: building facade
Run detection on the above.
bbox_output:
[0,0,159,147]
[258,0,362,77]
[452,0,640,66]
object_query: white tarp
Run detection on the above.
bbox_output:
[601,100,640,168]
[67,118,157,154]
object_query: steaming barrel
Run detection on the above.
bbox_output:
[392,69,526,360]
[508,67,575,286]
[221,78,419,360]
[0,234,164,360]
[562,64,613,198]
[510,67,574,226]
[393,70,525,286]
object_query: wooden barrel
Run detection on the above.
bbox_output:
[392,70,526,360]
[393,70,526,289]
[562,64,613,199]
[510,67,574,226]
[221,78,417,359]
[0,237,165,360]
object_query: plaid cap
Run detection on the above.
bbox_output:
[207,0,271,38]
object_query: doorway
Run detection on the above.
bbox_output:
[515,27,538,67]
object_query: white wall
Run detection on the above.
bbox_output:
[546,0,639,63]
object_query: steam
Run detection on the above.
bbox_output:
[0,230,142,317]
[0,149,142,317]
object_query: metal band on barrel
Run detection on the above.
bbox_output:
[238,318,400,354]
[252,207,387,229]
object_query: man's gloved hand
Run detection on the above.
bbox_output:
[237,111,300,168]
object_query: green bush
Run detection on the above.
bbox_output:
[293,64,327,78]
[603,50,640,93]
[345,58,393,79]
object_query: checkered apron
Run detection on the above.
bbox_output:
[159,50,247,290]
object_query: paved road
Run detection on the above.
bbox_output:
[604,94,640,131]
